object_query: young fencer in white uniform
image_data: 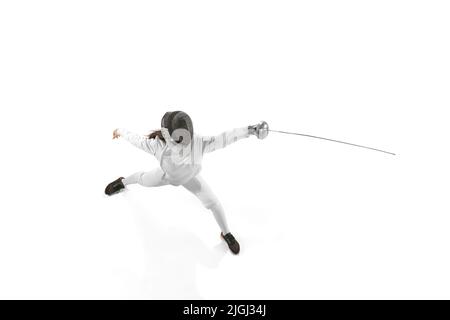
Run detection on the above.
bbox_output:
[105,111,268,254]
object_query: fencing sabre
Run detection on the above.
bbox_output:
[251,121,395,156]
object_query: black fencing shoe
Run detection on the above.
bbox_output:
[221,232,240,254]
[105,177,125,196]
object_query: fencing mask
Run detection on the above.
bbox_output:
[161,111,194,145]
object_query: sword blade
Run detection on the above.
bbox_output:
[269,129,396,156]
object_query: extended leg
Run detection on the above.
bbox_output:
[183,175,240,254]
[105,168,168,196]
[122,167,169,188]
[183,175,229,234]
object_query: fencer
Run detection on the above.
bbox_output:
[105,111,268,254]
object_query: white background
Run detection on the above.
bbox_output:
[0,1,449,299]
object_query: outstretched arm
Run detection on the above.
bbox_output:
[113,128,162,155]
[201,127,251,154]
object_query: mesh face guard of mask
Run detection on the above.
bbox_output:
[161,111,193,145]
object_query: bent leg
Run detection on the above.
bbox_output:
[123,168,169,188]
[183,175,230,235]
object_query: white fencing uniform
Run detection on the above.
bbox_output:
[118,127,250,234]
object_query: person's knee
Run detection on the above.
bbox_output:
[206,199,221,211]
[184,177,220,208]
[186,178,202,194]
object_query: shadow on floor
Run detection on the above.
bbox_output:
[122,191,227,299]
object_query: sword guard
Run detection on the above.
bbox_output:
[249,121,269,140]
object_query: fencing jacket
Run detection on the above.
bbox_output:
[117,127,250,186]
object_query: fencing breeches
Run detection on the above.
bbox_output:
[123,168,231,234]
